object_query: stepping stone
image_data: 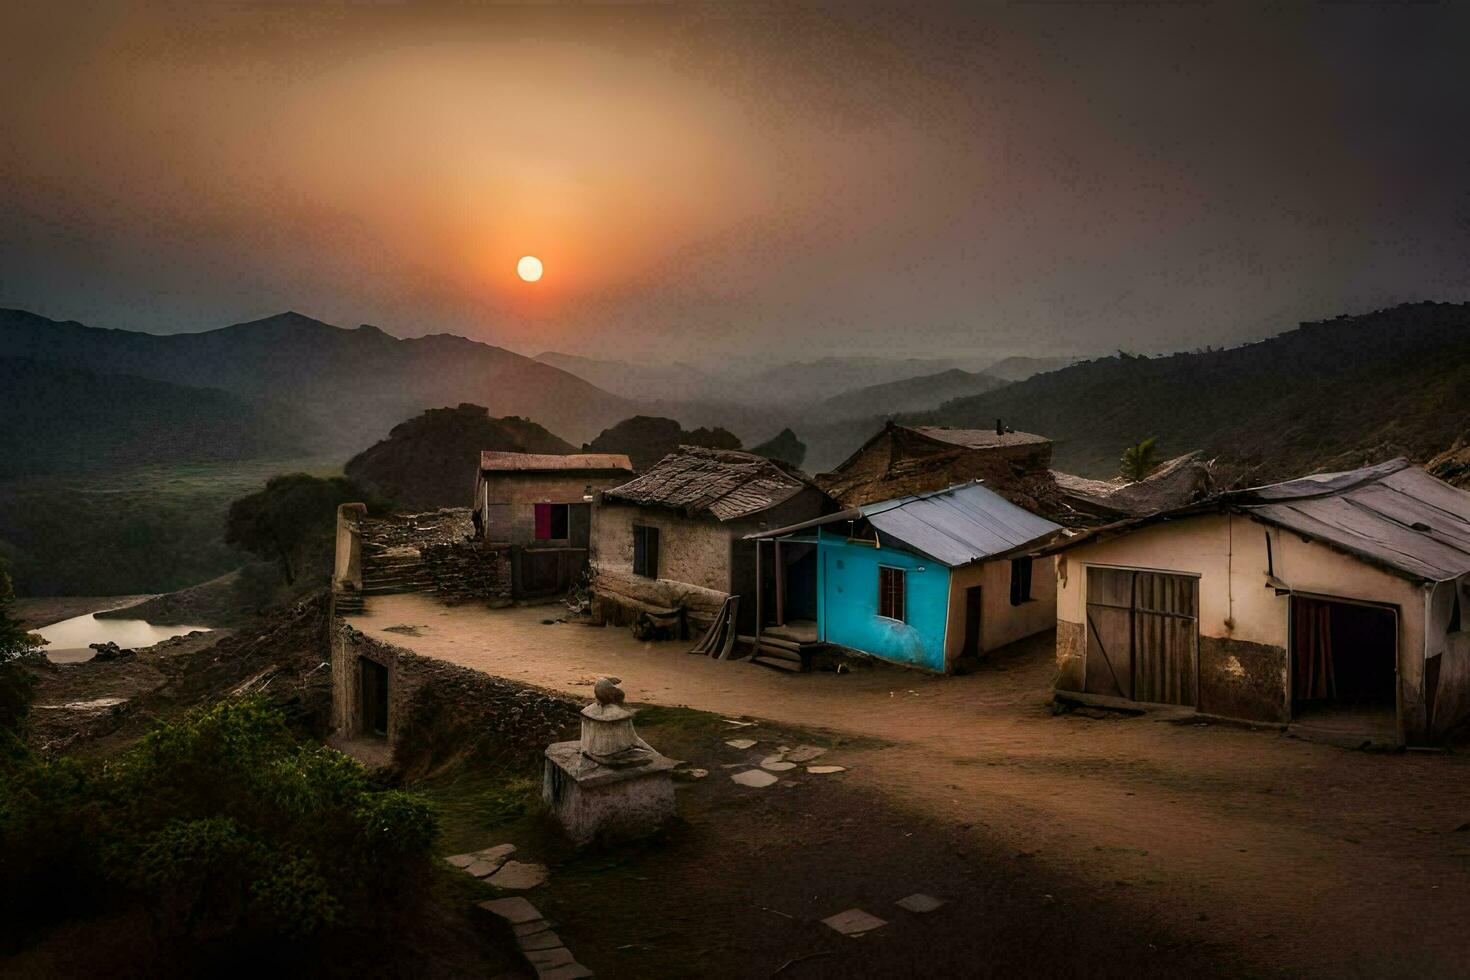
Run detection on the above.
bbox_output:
[897,893,947,914]
[445,852,479,869]
[761,759,797,772]
[519,928,564,951]
[514,919,552,938]
[457,842,518,876]
[526,946,576,969]
[731,769,779,788]
[786,745,827,763]
[489,861,549,890]
[673,767,709,781]
[807,765,846,774]
[725,738,757,749]
[539,964,594,980]
[822,907,887,936]
[476,843,517,865]
[478,896,542,925]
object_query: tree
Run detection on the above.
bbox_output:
[0,558,44,742]
[1120,437,1161,481]
[225,474,366,585]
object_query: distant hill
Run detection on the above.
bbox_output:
[821,368,1008,418]
[981,355,1077,383]
[751,428,807,469]
[583,416,741,472]
[533,351,713,402]
[345,404,574,509]
[0,357,304,477]
[0,308,631,452]
[913,302,1470,480]
[734,355,990,405]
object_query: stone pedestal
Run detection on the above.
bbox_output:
[543,698,675,846]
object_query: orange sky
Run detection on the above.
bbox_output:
[2,2,1468,363]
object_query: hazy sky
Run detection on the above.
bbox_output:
[2,2,1468,364]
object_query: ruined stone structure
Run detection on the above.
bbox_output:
[329,619,579,768]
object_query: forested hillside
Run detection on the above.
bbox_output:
[345,405,574,509]
[914,303,1470,480]
[0,357,303,476]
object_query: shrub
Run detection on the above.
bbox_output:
[0,696,438,959]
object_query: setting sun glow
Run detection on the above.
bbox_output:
[517,255,543,282]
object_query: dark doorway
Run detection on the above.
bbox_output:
[1292,596,1396,725]
[784,545,819,623]
[962,586,983,657]
[359,657,389,737]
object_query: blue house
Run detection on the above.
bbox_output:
[746,482,1063,673]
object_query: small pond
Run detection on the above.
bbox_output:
[34,614,213,664]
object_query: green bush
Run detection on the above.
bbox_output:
[0,696,439,959]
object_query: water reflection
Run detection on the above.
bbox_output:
[34,614,212,664]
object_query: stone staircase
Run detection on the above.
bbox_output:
[361,544,432,596]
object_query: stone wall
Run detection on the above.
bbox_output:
[330,618,581,773]
[420,542,513,604]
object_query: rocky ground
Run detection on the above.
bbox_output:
[23,593,333,756]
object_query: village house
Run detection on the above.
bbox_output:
[1048,458,1470,746]
[475,451,634,601]
[590,446,833,638]
[819,421,1057,508]
[745,481,1063,672]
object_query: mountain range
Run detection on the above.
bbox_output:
[910,302,1470,481]
[0,308,632,462]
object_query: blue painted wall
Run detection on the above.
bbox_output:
[814,528,951,671]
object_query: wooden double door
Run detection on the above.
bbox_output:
[1084,566,1199,706]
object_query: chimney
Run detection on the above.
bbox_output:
[995,418,1004,437]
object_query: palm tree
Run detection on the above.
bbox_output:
[1120,437,1161,482]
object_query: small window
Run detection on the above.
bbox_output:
[1450,589,1463,635]
[1010,556,1033,606]
[878,565,906,621]
[534,503,569,541]
[633,525,660,578]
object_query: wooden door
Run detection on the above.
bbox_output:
[962,586,983,656]
[1085,567,1135,698]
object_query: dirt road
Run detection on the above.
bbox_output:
[351,594,1470,978]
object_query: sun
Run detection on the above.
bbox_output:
[517,255,543,282]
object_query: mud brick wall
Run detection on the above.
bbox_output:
[1054,619,1085,693]
[1198,636,1289,724]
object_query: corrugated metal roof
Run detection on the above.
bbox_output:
[601,445,810,522]
[480,451,633,473]
[858,482,1064,566]
[1232,459,1470,582]
[749,481,1062,566]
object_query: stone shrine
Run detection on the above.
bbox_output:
[543,676,675,845]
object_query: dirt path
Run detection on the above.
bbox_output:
[350,595,1470,978]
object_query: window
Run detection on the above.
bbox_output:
[534,503,569,541]
[1010,556,1034,606]
[632,524,660,578]
[878,565,906,621]
[1450,588,1463,635]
